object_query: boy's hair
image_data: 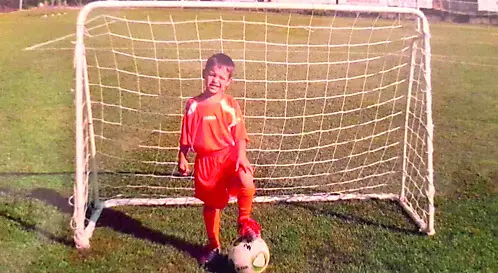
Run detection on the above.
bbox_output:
[203,53,235,78]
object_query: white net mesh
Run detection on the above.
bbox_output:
[74,3,434,237]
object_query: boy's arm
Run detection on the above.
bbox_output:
[231,99,250,144]
[232,99,253,173]
[178,146,190,175]
[234,140,253,174]
[178,99,192,175]
[235,140,248,158]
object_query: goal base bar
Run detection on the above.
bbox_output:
[399,197,435,235]
[74,193,432,248]
[102,193,399,207]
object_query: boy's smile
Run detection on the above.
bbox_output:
[204,65,232,95]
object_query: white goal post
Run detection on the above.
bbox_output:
[73,1,435,248]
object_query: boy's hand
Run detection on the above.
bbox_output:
[178,146,190,176]
[178,157,190,176]
[235,155,254,174]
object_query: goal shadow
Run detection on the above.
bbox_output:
[288,200,422,236]
[28,187,239,273]
[0,187,74,247]
[28,188,211,265]
[96,208,205,258]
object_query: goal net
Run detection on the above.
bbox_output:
[73,1,435,248]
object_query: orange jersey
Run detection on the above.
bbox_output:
[180,94,249,155]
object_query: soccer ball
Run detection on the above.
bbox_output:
[228,237,270,273]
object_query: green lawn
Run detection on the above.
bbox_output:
[1,7,497,273]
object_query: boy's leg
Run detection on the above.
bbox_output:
[195,153,228,251]
[233,170,261,239]
[236,170,255,223]
[203,205,221,250]
[199,205,222,266]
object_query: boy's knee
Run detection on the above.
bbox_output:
[239,173,255,196]
[239,180,255,196]
[238,170,254,186]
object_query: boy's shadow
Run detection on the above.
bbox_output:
[29,188,235,273]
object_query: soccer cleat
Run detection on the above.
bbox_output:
[199,246,221,267]
[238,218,262,241]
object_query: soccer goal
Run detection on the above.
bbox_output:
[73,1,435,248]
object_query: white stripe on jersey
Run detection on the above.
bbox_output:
[187,101,198,115]
[220,99,237,129]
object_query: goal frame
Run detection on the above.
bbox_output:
[73,1,435,249]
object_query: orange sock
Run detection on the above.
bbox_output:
[237,185,255,224]
[203,206,221,249]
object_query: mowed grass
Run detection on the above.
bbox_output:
[1,7,497,273]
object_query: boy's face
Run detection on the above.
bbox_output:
[204,65,232,95]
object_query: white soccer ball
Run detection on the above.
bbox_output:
[228,237,270,273]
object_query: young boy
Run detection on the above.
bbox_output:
[178,53,261,266]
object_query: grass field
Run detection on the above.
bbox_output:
[1,7,497,273]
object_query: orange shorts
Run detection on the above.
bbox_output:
[194,147,240,209]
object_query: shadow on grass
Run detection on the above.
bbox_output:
[0,210,74,246]
[0,187,73,246]
[27,187,234,273]
[289,200,421,236]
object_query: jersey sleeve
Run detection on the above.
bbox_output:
[231,99,249,143]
